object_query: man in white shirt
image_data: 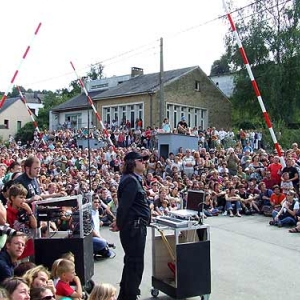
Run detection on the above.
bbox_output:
[182,149,195,179]
[91,196,115,259]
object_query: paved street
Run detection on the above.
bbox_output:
[91,215,300,299]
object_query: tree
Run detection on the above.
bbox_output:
[223,0,300,126]
[210,54,231,76]
[87,63,104,80]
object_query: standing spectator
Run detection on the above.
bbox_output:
[182,149,195,179]
[13,156,43,203]
[226,148,240,176]
[281,157,299,193]
[111,151,150,300]
[267,156,282,185]
[162,118,171,133]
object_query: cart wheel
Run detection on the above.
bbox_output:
[85,279,95,294]
[151,288,159,298]
[201,294,210,300]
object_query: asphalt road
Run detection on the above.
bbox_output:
[91,214,300,300]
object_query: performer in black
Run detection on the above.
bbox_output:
[111,151,150,300]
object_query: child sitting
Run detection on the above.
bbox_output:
[280,172,294,195]
[89,283,117,300]
[6,184,37,260]
[55,259,82,300]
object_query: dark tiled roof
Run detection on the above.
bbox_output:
[51,91,101,112]
[94,66,198,99]
[52,66,198,111]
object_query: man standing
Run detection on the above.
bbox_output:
[111,151,150,300]
[13,156,43,203]
[182,149,195,179]
[0,233,27,283]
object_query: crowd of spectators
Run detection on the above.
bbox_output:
[0,124,300,298]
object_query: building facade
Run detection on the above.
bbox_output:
[50,66,232,131]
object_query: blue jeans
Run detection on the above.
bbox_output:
[93,237,112,256]
[272,211,297,226]
[226,201,242,212]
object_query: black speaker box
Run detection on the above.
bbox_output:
[34,233,94,285]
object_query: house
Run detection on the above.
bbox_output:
[0,92,44,141]
[209,73,235,98]
[50,66,232,131]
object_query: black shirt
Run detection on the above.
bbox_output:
[117,174,150,229]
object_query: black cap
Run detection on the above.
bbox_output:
[124,151,149,161]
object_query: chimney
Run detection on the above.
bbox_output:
[131,67,144,77]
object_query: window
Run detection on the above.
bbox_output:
[4,119,9,129]
[17,121,22,131]
[195,81,201,92]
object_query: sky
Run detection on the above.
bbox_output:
[0,0,247,93]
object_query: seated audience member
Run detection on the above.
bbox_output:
[1,277,30,300]
[89,283,117,300]
[203,193,219,217]
[23,265,56,294]
[157,199,170,216]
[280,172,294,195]
[237,184,259,214]
[55,259,83,300]
[224,187,242,217]
[289,207,300,233]
[0,287,9,300]
[14,261,36,277]
[91,197,115,259]
[261,170,278,190]
[258,182,274,216]
[269,190,298,227]
[30,287,55,300]
[270,185,285,210]
[0,233,27,283]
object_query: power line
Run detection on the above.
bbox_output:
[23,0,293,90]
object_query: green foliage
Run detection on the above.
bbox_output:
[223,0,300,128]
[210,54,230,76]
[87,63,104,80]
[15,122,35,144]
[8,86,26,97]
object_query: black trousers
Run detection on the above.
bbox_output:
[118,221,147,300]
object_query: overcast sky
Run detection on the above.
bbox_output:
[0,0,247,92]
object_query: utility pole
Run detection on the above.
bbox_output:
[159,37,165,127]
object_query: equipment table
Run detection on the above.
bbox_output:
[150,218,211,299]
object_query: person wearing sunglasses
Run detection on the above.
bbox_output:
[110,151,150,300]
[30,287,55,300]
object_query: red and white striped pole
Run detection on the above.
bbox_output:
[70,61,114,148]
[222,0,285,167]
[0,22,42,109]
[17,86,46,145]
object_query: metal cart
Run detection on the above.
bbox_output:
[150,217,211,299]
